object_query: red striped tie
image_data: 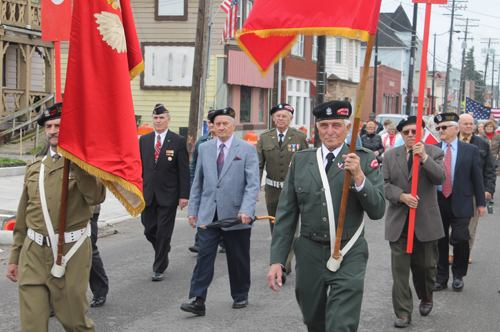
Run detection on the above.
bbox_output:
[155,135,161,163]
[442,143,452,198]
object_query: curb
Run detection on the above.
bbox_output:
[0,230,13,245]
[0,166,26,177]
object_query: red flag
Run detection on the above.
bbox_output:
[221,0,238,44]
[423,128,438,144]
[41,0,72,41]
[236,0,382,74]
[58,0,145,217]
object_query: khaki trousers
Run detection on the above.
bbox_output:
[18,236,94,332]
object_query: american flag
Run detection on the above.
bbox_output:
[448,90,456,101]
[491,108,500,122]
[466,97,491,120]
[221,0,238,44]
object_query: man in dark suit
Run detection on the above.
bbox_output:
[383,116,446,328]
[452,114,496,263]
[433,113,485,293]
[139,104,190,281]
[180,107,260,316]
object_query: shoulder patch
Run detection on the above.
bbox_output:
[370,159,379,168]
[27,156,43,166]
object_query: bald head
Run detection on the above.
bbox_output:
[459,113,474,138]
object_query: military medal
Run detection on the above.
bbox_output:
[337,163,344,170]
[168,157,172,161]
[296,144,300,150]
[288,144,292,151]
[166,150,174,156]
[292,144,296,152]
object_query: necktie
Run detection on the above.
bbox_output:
[155,135,161,163]
[407,149,413,172]
[53,154,60,162]
[442,143,452,198]
[217,143,225,177]
[325,152,335,173]
[278,133,284,148]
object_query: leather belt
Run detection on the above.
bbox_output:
[266,178,284,188]
[27,227,90,247]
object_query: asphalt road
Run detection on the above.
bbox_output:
[1,191,500,331]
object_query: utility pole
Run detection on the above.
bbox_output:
[372,31,378,114]
[314,35,326,147]
[456,18,478,107]
[432,34,436,112]
[492,53,496,107]
[405,3,418,116]
[482,38,492,83]
[443,0,456,113]
[481,38,499,105]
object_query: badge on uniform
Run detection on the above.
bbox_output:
[370,159,379,168]
[337,163,344,170]
[166,150,174,161]
[287,144,292,151]
[296,144,300,150]
[292,144,296,152]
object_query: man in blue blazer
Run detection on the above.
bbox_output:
[181,107,260,316]
[433,113,485,293]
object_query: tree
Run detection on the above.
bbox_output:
[464,47,485,104]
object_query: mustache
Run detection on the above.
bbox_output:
[48,134,58,139]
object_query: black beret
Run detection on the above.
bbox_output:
[313,100,351,121]
[434,112,459,124]
[37,102,62,126]
[153,103,169,115]
[396,115,426,132]
[270,103,294,115]
[209,107,235,123]
[207,109,216,121]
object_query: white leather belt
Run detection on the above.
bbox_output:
[27,227,90,247]
[266,178,284,188]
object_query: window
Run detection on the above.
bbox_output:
[291,35,304,57]
[259,88,265,122]
[246,0,253,19]
[286,77,310,128]
[312,36,318,61]
[287,79,293,91]
[335,38,342,64]
[240,86,252,123]
[237,3,242,29]
[155,0,188,21]
[355,43,358,68]
[141,43,195,90]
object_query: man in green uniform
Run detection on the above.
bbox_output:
[6,103,106,332]
[257,103,308,282]
[267,100,386,332]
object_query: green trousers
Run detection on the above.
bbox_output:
[390,231,438,318]
[18,236,94,332]
[294,235,368,332]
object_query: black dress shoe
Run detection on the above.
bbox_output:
[452,278,464,292]
[281,270,287,285]
[219,247,226,253]
[189,245,199,253]
[394,316,411,328]
[90,296,107,307]
[180,301,206,316]
[152,272,164,281]
[286,268,292,275]
[232,300,248,309]
[419,294,433,316]
[433,282,447,291]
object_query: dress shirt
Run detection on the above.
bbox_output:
[49,148,62,161]
[459,133,471,143]
[276,128,289,140]
[153,129,168,149]
[216,135,234,160]
[321,143,365,191]
[437,137,458,192]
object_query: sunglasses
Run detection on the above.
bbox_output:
[401,129,417,135]
[436,125,453,131]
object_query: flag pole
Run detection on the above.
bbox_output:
[333,33,376,260]
[407,2,433,253]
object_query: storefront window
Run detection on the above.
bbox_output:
[240,86,252,123]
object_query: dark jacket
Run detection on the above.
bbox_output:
[189,132,213,185]
[462,134,496,195]
[360,121,384,136]
[361,133,384,162]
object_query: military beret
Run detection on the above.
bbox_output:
[396,115,425,132]
[434,112,459,124]
[270,103,294,115]
[153,103,169,115]
[209,107,235,123]
[207,109,216,121]
[312,100,352,121]
[37,102,62,126]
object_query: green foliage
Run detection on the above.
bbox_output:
[0,157,26,167]
[464,47,485,103]
[26,145,44,155]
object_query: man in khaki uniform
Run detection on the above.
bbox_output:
[6,103,106,332]
[257,103,308,282]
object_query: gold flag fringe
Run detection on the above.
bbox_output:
[236,27,371,74]
[129,60,144,81]
[58,147,145,218]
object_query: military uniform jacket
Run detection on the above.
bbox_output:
[9,152,106,265]
[270,144,386,265]
[383,144,446,242]
[257,127,308,183]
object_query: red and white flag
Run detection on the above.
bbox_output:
[423,128,438,145]
[221,0,238,44]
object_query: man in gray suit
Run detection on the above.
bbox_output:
[180,107,260,316]
[383,116,446,328]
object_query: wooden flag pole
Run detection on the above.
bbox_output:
[407,2,433,253]
[333,33,376,260]
[55,158,70,266]
[55,41,62,103]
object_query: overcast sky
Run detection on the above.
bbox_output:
[380,0,500,82]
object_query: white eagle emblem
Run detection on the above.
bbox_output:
[94,11,127,54]
[326,107,333,116]
[437,115,442,121]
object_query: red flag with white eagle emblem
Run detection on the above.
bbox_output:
[58,0,145,217]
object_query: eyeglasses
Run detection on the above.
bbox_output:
[436,125,453,131]
[401,129,417,135]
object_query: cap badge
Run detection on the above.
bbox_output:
[284,105,293,111]
[437,115,442,121]
[44,109,50,116]
[326,107,333,116]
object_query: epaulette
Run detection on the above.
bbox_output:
[26,155,43,167]
[291,127,307,137]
